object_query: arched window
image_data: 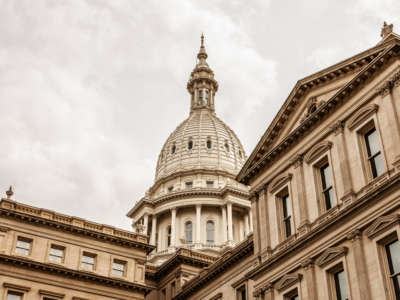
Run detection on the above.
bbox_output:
[206,139,212,149]
[204,89,209,104]
[206,221,214,243]
[171,143,176,154]
[185,221,192,244]
[224,142,230,152]
[188,140,193,150]
[198,90,203,105]
[167,226,171,247]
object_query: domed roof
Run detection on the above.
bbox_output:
[155,35,246,182]
[155,109,246,181]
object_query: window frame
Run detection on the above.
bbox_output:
[185,221,193,244]
[14,236,32,256]
[284,288,299,300]
[3,283,30,300]
[313,156,337,213]
[206,220,215,244]
[326,263,350,300]
[356,119,387,183]
[111,258,127,277]
[276,187,293,240]
[185,181,193,189]
[80,251,97,272]
[48,244,65,264]
[206,181,214,188]
[236,284,247,300]
[167,225,172,247]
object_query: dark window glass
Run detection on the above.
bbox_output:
[206,181,214,188]
[291,296,299,300]
[186,182,193,189]
[364,128,384,178]
[320,163,334,210]
[7,292,23,300]
[171,144,176,154]
[206,221,215,243]
[282,193,292,237]
[237,285,246,300]
[386,240,400,299]
[207,139,212,149]
[188,140,193,150]
[334,269,348,300]
[225,142,230,152]
[167,226,171,247]
[185,222,192,243]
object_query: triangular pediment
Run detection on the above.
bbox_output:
[275,273,302,291]
[316,247,348,267]
[365,214,400,238]
[238,37,400,185]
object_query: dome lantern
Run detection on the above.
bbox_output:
[187,34,219,114]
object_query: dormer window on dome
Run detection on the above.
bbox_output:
[171,143,176,154]
[188,139,193,150]
[207,138,212,149]
[225,141,230,152]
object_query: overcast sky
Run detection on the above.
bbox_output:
[0,0,399,230]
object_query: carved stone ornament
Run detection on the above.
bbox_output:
[275,273,302,292]
[304,141,333,164]
[381,21,393,38]
[300,97,326,123]
[376,70,400,96]
[315,246,348,267]
[365,214,400,239]
[347,104,379,130]
[329,119,345,136]
[269,173,293,193]
[289,154,303,169]
[301,258,315,269]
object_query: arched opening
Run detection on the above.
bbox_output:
[171,143,176,154]
[206,221,215,243]
[206,139,212,149]
[188,140,193,150]
[185,221,193,243]
[167,226,171,247]
[224,142,230,152]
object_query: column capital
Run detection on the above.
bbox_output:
[195,204,202,209]
[301,257,315,269]
[290,154,303,169]
[346,228,362,242]
[330,119,345,135]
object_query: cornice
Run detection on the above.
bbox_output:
[245,170,400,279]
[238,42,400,184]
[172,235,254,300]
[0,254,153,295]
[146,248,216,281]
[0,200,154,254]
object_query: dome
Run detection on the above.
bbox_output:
[155,109,246,181]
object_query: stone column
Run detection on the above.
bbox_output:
[330,120,354,203]
[143,214,149,236]
[347,230,371,300]
[251,193,261,254]
[258,186,271,254]
[244,213,250,236]
[291,155,310,234]
[227,202,233,243]
[264,283,274,300]
[221,206,227,243]
[301,258,317,300]
[150,215,157,246]
[249,209,253,232]
[171,208,177,247]
[196,204,201,244]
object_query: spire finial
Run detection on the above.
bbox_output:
[197,33,208,60]
[6,186,13,199]
[201,33,204,47]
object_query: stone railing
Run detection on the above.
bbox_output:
[0,199,148,244]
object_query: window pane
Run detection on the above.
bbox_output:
[7,292,22,300]
[282,194,291,217]
[386,240,400,274]
[185,222,192,243]
[321,163,332,189]
[207,221,214,243]
[285,218,292,237]
[49,255,62,263]
[324,188,334,210]
[15,247,29,255]
[365,128,380,156]
[113,262,125,271]
[334,270,348,300]
[16,240,31,250]
[50,247,63,257]
[81,262,94,270]
[371,154,384,178]
[82,255,95,264]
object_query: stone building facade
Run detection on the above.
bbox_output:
[172,23,400,300]
[0,192,154,300]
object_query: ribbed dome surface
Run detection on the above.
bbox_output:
[155,109,246,182]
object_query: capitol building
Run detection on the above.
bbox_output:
[1,23,400,300]
[127,35,252,266]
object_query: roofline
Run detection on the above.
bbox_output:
[238,40,400,184]
[238,38,397,183]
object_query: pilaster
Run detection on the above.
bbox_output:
[301,258,317,300]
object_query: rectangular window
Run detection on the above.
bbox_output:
[15,237,32,255]
[364,127,384,178]
[333,269,349,300]
[206,181,214,188]
[385,239,400,299]
[236,285,246,300]
[281,191,292,238]
[49,245,65,263]
[7,291,23,300]
[81,252,96,271]
[112,259,126,277]
[186,182,193,189]
[284,289,299,300]
[320,162,334,210]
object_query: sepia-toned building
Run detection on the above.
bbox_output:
[2,22,400,300]
[0,189,154,300]
[172,23,400,300]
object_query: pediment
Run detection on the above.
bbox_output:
[365,214,400,238]
[275,273,302,291]
[347,104,379,130]
[315,246,348,267]
[269,173,292,193]
[304,141,332,164]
